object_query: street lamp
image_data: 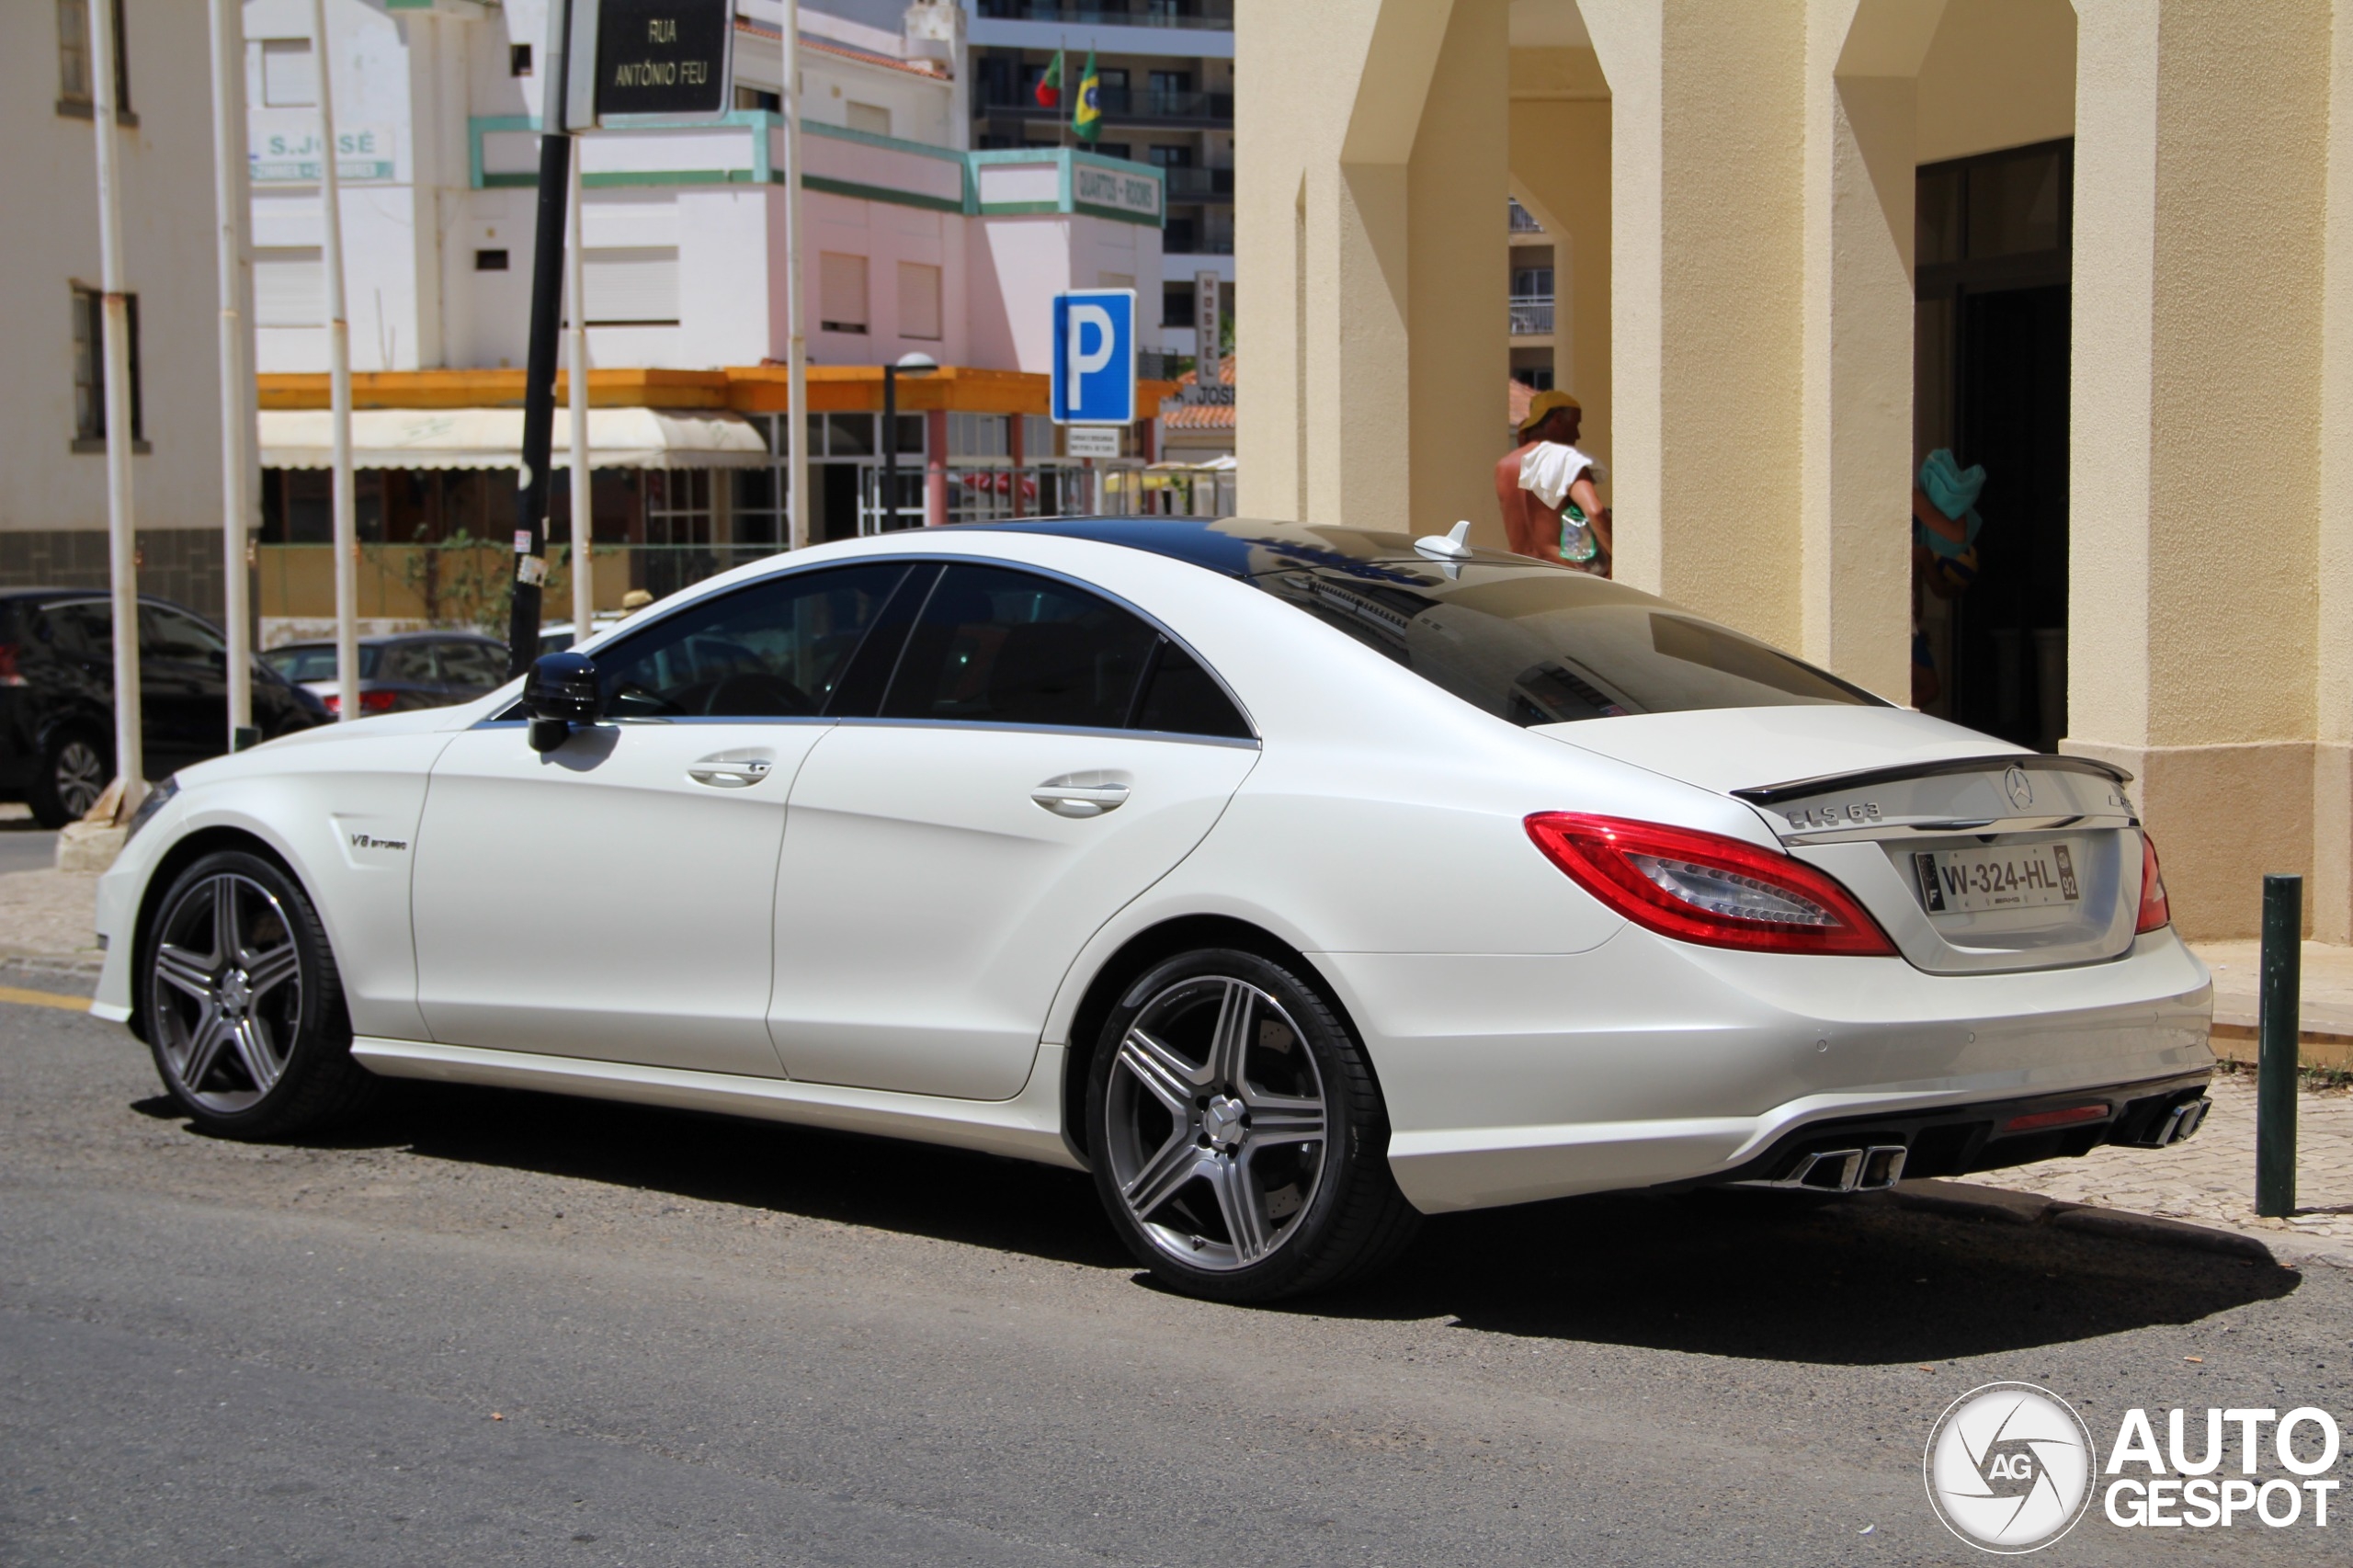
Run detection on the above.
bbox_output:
[881,351,938,530]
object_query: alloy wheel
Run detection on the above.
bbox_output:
[52,739,106,820]
[148,873,305,1114]
[1103,975,1330,1271]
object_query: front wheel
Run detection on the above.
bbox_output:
[1086,948,1420,1302]
[139,848,378,1138]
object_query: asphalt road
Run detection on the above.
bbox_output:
[3,995,2347,1566]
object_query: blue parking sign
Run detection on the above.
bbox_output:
[1051,290,1136,426]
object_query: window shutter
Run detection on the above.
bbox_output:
[582,246,680,325]
[897,261,942,341]
[253,246,324,328]
[819,252,869,333]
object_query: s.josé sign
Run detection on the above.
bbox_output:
[1926,1385,2344,1552]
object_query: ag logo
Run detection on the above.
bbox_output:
[1925,1381,2097,1553]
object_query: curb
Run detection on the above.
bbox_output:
[1890,1180,2281,1264]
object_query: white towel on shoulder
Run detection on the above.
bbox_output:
[1518,443,1606,509]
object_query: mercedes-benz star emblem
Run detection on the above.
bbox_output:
[2004,765,2035,812]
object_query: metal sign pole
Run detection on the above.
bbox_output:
[566,152,595,643]
[504,0,576,677]
[209,0,257,748]
[307,0,358,723]
[85,0,142,812]
[783,0,811,550]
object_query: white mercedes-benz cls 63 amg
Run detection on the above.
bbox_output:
[91,517,2213,1301]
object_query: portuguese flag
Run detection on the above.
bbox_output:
[1033,51,1063,108]
[1074,49,1102,142]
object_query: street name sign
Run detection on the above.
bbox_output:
[568,0,734,128]
[1051,289,1136,426]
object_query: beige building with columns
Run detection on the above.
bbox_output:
[1236,0,2353,943]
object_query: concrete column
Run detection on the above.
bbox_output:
[1582,0,1806,648]
[2065,0,2331,940]
[1237,0,1505,534]
[1798,0,1943,700]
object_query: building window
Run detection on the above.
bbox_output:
[253,246,325,327]
[846,102,892,137]
[258,39,316,108]
[1163,283,1193,329]
[582,247,681,326]
[1164,218,1195,254]
[820,252,869,335]
[897,262,942,341]
[58,0,131,119]
[71,286,142,447]
[510,42,532,76]
[734,85,781,112]
[475,249,510,271]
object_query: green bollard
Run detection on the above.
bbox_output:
[2255,873,2301,1219]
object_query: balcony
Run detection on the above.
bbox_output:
[975,1,1233,30]
[1162,165,1234,199]
[1509,295,1555,335]
[977,85,1234,125]
[1509,198,1544,233]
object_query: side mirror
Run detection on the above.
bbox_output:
[523,651,600,753]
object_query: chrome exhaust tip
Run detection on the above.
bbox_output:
[2159,1097,2210,1146]
[1740,1143,1907,1194]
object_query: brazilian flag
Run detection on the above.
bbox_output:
[1073,49,1101,142]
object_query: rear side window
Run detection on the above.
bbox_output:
[380,642,436,683]
[1133,638,1250,739]
[435,641,506,688]
[882,564,1160,730]
[597,562,908,718]
[1252,562,1884,725]
[36,601,113,661]
[265,643,380,682]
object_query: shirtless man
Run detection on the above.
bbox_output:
[1495,390,1612,574]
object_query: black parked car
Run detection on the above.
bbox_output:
[0,589,327,826]
[261,630,509,718]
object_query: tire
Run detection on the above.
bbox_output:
[138,848,379,1138]
[1086,948,1421,1303]
[28,727,108,828]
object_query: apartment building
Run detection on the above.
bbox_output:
[2,0,240,620]
[238,0,1166,624]
[963,0,1232,361]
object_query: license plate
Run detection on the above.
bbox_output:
[1912,842,2080,916]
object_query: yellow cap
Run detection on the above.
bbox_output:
[1518,388,1582,435]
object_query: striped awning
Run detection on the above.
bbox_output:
[257,406,771,471]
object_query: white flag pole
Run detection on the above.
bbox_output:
[308,0,358,722]
[85,0,142,814]
[566,151,594,642]
[783,0,811,551]
[209,0,257,746]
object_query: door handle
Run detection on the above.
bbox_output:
[1032,780,1130,818]
[687,752,775,789]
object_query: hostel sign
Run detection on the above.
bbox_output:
[566,0,734,126]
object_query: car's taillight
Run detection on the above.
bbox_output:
[321,689,398,716]
[2134,830,2171,934]
[1524,812,1898,957]
[0,643,23,687]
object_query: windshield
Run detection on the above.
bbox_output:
[1249,559,1885,725]
[264,644,381,682]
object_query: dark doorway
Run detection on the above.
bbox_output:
[1915,140,2072,749]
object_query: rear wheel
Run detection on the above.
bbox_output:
[139,849,378,1138]
[1086,948,1420,1302]
[28,727,108,827]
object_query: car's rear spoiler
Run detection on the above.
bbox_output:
[1731,753,2132,808]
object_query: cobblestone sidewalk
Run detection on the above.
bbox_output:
[1986,1070,2353,1267]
